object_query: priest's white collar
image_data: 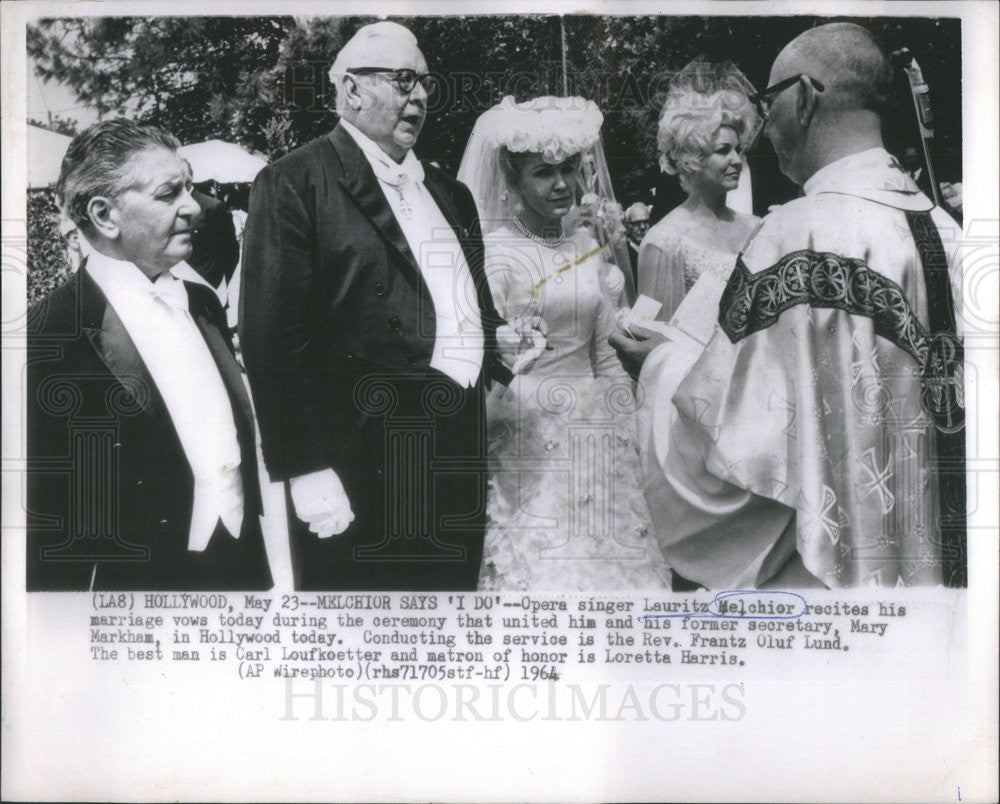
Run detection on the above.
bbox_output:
[803,147,933,212]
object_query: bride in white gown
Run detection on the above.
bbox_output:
[458,96,669,591]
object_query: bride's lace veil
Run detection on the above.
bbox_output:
[457,95,632,292]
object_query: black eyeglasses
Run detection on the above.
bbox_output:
[750,74,825,121]
[346,67,437,94]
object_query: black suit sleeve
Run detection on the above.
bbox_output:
[239,166,332,481]
[449,176,512,388]
[26,290,92,590]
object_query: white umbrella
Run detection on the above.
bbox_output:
[26,128,268,187]
[27,123,72,188]
[178,139,268,184]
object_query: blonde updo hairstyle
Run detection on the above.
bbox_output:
[656,59,761,191]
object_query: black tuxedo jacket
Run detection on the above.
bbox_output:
[26,264,271,590]
[240,123,510,483]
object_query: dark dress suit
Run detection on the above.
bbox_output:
[240,123,511,591]
[26,264,272,591]
[626,239,641,294]
[188,189,240,289]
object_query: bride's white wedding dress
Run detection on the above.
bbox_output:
[480,227,670,591]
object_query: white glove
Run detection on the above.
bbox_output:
[289,469,354,538]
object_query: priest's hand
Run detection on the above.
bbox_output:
[609,330,667,380]
[289,468,355,538]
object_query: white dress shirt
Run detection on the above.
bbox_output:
[86,250,244,552]
[340,118,485,387]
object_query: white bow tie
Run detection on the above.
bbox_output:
[149,272,189,311]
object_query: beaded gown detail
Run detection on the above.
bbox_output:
[639,223,750,324]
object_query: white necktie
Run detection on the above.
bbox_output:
[366,152,426,220]
[149,271,189,312]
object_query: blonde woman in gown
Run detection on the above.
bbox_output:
[457,96,669,591]
[618,61,764,589]
[638,61,762,324]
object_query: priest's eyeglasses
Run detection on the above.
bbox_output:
[751,74,825,121]
[346,67,438,94]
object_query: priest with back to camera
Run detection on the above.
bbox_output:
[612,23,965,590]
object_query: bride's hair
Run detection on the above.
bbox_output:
[498,147,582,190]
[497,148,532,188]
[656,59,761,182]
[457,96,632,294]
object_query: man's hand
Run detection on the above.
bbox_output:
[609,330,667,380]
[940,181,963,214]
[289,469,354,538]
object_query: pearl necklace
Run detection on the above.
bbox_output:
[512,216,565,248]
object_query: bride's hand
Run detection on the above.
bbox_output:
[497,315,548,374]
[511,314,548,339]
[496,317,531,368]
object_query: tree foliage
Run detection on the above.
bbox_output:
[26,189,72,306]
[28,13,963,205]
[28,114,79,136]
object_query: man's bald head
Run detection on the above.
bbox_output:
[772,22,892,114]
[765,22,891,184]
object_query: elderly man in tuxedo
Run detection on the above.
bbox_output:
[241,22,513,591]
[27,119,272,591]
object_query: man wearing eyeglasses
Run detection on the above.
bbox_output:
[240,22,514,590]
[615,22,964,589]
